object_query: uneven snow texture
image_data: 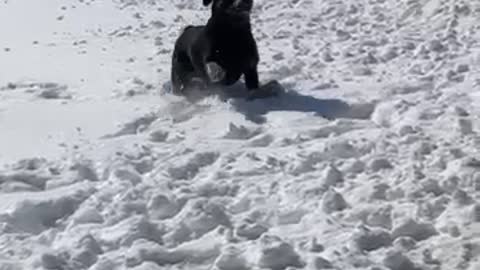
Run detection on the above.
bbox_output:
[1,0,480,270]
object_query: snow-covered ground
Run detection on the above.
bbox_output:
[1,0,480,269]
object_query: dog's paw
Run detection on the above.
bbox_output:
[206,62,226,83]
[246,89,279,101]
[246,81,283,101]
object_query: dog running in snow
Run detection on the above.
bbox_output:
[170,0,260,97]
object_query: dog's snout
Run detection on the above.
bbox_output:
[233,0,252,11]
[233,0,242,7]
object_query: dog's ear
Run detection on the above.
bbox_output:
[203,0,213,6]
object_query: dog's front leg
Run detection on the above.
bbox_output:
[244,66,259,91]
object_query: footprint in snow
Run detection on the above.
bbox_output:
[2,82,72,100]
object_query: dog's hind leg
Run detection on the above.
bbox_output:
[189,41,213,87]
[171,53,183,95]
[171,51,195,95]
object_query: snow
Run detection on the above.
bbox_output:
[1,0,480,269]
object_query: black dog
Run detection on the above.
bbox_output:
[170,0,260,97]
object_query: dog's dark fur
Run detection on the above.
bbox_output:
[171,0,260,95]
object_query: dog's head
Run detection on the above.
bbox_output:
[203,0,253,17]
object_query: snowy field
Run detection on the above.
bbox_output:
[1,0,480,269]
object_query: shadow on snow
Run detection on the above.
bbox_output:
[162,80,376,124]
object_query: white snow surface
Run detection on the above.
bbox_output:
[1,0,480,269]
